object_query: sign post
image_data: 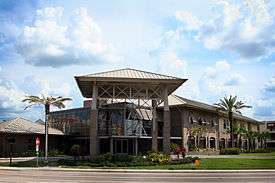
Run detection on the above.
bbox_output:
[36,137,40,167]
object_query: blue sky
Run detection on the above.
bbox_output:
[0,0,274,121]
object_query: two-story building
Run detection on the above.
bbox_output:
[48,68,263,157]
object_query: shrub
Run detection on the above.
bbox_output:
[171,156,200,164]
[220,148,240,155]
[171,143,179,153]
[147,152,170,164]
[242,148,273,153]
[57,159,77,166]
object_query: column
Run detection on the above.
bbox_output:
[163,87,171,154]
[110,137,113,155]
[135,138,138,155]
[215,137,218,150]
[182,128,188,150]
[90,83,98,159]
[151,100,158,151]
[181,111,188,150]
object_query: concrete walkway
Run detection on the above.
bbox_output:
[1,168,275,183]
[0,156,72,163]
[1,166,275,172]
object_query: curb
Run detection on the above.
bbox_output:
[1,166,275,173]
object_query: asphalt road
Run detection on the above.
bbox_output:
[0,169,275,183]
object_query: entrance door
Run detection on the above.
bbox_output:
[114,139,128,154]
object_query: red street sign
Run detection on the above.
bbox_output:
[36,137,40,146]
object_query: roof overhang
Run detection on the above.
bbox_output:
[75,71,187,99]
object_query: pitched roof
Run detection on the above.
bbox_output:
[77,68,182,80]
[168,95,260,123]
[0,117,63,135]
[169,95,217,112]
[75,68,187,98]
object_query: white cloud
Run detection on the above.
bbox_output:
[224,73,246,86]
[159,52,186,68]
[264,76,275,93]
[254,77,275,120]
[200,60,246,96]
[16,7,119,67]
[204,60,231,79]
[23,75,71,97]
[0,80,26,112]
[175,11,202,30]
[174,0,274,59]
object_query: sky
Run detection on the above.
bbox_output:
[0,0,274,121]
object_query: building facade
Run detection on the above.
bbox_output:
[48,68,263,156]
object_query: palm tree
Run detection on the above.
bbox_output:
[214,95,251,148]
[261,131,271,148]
[22,95,72,161]
[245,130,257,150]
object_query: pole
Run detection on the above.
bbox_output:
[36,151,39,167]
[45,114,48,164]
[9,143,12,166]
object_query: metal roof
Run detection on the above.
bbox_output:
[75,68,187,99]
[169,95,217,111]
[77,68,182,80]
[168,95,261,123]
[0,117,64,135]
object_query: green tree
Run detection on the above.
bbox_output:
[214,95,251,148]
[259,131,271,148]
[22,95,72,161]
[245,130,257,150]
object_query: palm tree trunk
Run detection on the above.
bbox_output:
[45,104,50,163]
[229,111,234,148]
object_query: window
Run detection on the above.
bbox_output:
[198,118,202,125]
[211,120,215,127]
[224,120,227,129]
[189,116,193,124]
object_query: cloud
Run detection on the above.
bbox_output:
[263,76,275,93]
[200,60,246,96]
[15,7,119,67]
[0,79,26,119]
[254,77,275,120]
[174,11,202,31]
[174,0,275,59]
[224,73,246,86]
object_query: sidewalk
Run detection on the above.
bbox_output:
[0,156,72,163]
[0,166,275,173]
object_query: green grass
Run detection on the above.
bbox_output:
[3,158,275,170]
[198,158,275,169]
[239,151,275,157]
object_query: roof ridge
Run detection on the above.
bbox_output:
[79,68,183,80]
[173,94,215,108]
[123,68,182,80]
[84,68,129,77]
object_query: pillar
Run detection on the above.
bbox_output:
[110,137,113,155]
[215,137,218,150]
[90,83,98,159]
[181,111,188,150]
[135,138,138,155]
[152,100,158,151]
[182,128,188,150]
[163,87,170,154]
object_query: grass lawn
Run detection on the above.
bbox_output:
[2,158,275,170]
[239,151,275,157]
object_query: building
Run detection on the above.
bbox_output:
[48,68,263,157]
[0,117,64,156]
[265,121,275,149]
